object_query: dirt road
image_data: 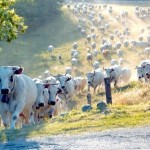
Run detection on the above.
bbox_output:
[0,126,150,150]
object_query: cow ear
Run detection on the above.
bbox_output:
[66,77,71,81]
[43,84,50,88]
[57,88,62,94]
[13,67,24,74]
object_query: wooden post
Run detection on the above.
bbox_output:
[87,93,92,105]
[104,77,112,104]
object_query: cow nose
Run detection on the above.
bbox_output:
[38,103,44,107]
[1,89,9,94]
[61,86,65,89]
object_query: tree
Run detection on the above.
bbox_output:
[0,0,27,42]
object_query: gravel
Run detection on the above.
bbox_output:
[0,126,150,150]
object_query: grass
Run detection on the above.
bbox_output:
[0,4,150,142]
[0,103,150,142]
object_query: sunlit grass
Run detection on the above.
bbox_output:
[0,103,150,142]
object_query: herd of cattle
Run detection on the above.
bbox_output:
[0,2,150,129]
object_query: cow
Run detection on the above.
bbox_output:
[105,65,122,87]
[136,59,150,82]
[86,68,104,93]
[65,67,72,75]
[73,77,87,94]
[48,45,53,56]
[36,83,63,121]
[87,53,93,65]
[0,66,37,129]
[33,78,46,109]
[120,67,131,83]
[143,63,150,81]
[56,74,75,100]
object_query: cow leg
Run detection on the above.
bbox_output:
[94,87,97,94]
[0,111,9,128]
[114,80,117,88]
[11,103,25,129]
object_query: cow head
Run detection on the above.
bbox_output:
[0,66,24,95]
[46,84,62,105]
[105,68,114,77]
[135,66,144,80]
[57,75,71,89]
[143,64,150,78]
[86,72,95,85]
[34,81,50,109]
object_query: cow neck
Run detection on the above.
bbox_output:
[91,71,96,83]
[11,78,16,92]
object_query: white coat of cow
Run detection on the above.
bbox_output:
[120,67,131,83]
[143,63,150,81]
[105,65,122,87]
[0,66,37,129]
[73,77,87,93]
[136,59,150,81]
[57,74,75,100]
[86,68,104,93]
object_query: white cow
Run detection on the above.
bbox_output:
[65,67,72,75]
[86,68,104,93]
[136,59,150,81]
[56,74,75,100]
[143,63,150,81]
[43,76,57,84]
[144,47,150,58]
[33,78,47,109]
[43,70,50,78]
[48,45,53,55]
[105,65,122,87]
[0,66,37,129]
[111,59,118,66]
[36,84,63,121]
[93,61,100,69]
[73,77,87,93]
[71,58,78,66]
[120,67,131,83]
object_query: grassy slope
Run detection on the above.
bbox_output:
[0,4,150,142]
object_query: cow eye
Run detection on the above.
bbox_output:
[10,76,13,82]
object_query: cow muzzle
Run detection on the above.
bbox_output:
[61,86,65,89]
[1,89,9,94]
[38,102,44,107]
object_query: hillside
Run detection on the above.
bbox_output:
[0,2,150,141]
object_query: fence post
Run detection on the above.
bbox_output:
[87,92,92,105]
[104,77,112,104]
